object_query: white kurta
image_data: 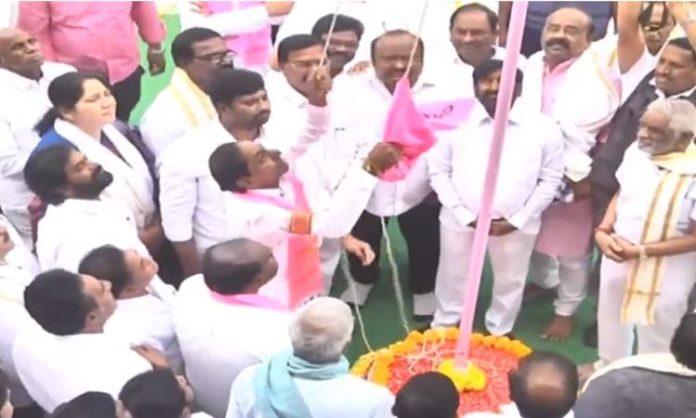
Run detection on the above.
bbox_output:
[173,275,292,418]
[140,69,217,158]
[12,331,151,413]
[35,198,176,302]
[0,62,73,246]
[329,71,449,217]
[104,293,183,373]
[598,144,696,365]
[429,102,564,332]
[226,363,395,418]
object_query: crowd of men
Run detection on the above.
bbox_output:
[1,1,696,417]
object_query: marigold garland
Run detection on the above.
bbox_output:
[351,328,532,416]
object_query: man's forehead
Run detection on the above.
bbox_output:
[375,34,417,52]
[454,10,492,28]
[192,37,227,52]
[661,44,696,64]
[288,45,323,61]
[546,8,591,27]
[0,29,25,48]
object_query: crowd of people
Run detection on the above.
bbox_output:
[1,1,696,417]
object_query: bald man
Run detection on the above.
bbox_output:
[520,7,620,341]
[0,28,72,247]
[507,352,578,418]
[173,239,291,417]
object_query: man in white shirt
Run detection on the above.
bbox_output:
[173,239,293,418]
[426,3,526,101]
[159,66,331,278]
[140,28,232,157]
[521,7,620,341]
[227,297,394,418]
[331,30,445,319]
[208,137,400,295]
[78,245,183,373]
[0,219,40,409]
[429,59,564,333]
[311,14,364,79]
[24,145,175,301]
[13,269,167,413]
[0,28,72,247]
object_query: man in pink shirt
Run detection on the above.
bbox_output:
[18,1,167,122]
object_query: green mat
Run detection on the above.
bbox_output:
[134,14,599,366]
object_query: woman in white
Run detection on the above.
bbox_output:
[32,72,162,253]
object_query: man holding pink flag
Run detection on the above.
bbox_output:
[429,59,564,334]
[329,30,450,320]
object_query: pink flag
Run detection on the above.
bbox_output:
[380,76,438,182]
[418,98,475,131]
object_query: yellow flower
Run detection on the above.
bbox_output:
[444,327,459,341]
[436,359,487,392]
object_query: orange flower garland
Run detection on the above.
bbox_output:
[351,328,532,416]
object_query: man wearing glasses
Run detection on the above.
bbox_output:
[140,28,235,158]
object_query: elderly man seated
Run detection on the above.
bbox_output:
[575,312,696,418]
[226,297,395,418]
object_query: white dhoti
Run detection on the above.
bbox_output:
[529,251,590,316]
[597,253,696,366]
[432,224,537,335]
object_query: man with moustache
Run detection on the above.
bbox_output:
[0,28,73,248]
[521,7,621,341]
[327,30,446,319]
[429,59,564,333]
[24,145,156,274]
[159,68,331,277]
[311,14,364,79]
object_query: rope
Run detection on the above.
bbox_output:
[381,217,411,336]
[340,251,373,353]
[404,1,430,77]
[318,4,341,69]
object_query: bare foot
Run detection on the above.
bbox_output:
[541,314,574,341]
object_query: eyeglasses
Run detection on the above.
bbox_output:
[193,50,237,65]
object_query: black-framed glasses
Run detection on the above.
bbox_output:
[194,50,237,65]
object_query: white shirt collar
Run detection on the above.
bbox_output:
[269,71,308,108]
[649,78,696,99]
[469,99,525,125]
[0,65,46,91]
[366,70,436,99]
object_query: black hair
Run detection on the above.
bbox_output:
[370,29,425,63]
[509,351,578,418]
[472,58,523,86]
[24,269,96,336]
[171,27,222,67]
[202,239,266,295]
[209,142,250,193]
[639,1,674,29]
[24,144,74,205]
[449,3,499,32]
[277,34,323,64]
[671,312,696,370]
[667,37,696,63]
[78,245,130,298]
[208,68,265,106]
[119,369,186,418]
[50,392,117,418]
[35,71,110,136]
[311,14,365,40]
[392,371,459,418]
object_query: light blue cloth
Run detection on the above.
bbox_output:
[252,351,350,418]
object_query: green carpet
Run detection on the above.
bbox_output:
[134,15,599,366]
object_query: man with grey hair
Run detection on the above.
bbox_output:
[226,297,395,418]
[580,98,696,379]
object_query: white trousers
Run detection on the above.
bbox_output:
[432,224,537,335]
[529,251,590,316]
[597,255,696,366]
[319,238,342,293]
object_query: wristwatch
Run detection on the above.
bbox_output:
[638,245,649,261]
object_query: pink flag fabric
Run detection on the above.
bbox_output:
[380,76,438,182]
[417,98,475,131]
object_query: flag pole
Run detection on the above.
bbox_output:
[454,1,529,366]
